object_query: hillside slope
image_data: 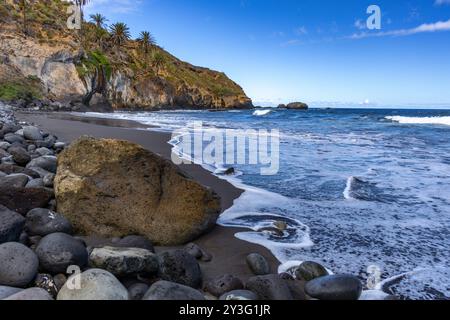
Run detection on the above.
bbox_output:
[0,0,252,110]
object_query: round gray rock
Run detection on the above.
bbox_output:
[25,208,73,237]
[57,269,129,300]
[0,286,23,299]
[219,290,259,301]
[26,178,44,188]
[4,287,53,300]
[8,146,31,166]
[0,205,25,243]
[0,173,29,189]
[204,274,244,297]
[295,261,329,281]
[0,242,39,287]
[143,280,205,300]
[245,274,293,300]
[36,233,88,274]
[246,253,270,275]
[305,275,363,300]
[26,156,57,173]
[158,250,203,288]
[23,126,43,141]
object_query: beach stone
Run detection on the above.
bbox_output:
[0,286,23,299]
[57,269,129,300]
[142,280,205,300]
[0,142,11,150]
[0,173,29,189]
[53,274,67,291]
[0,205,25,243]
[305,275,363,300]
[54,142,66,150]
[43,173,54,187]
[25,208,73,237]
[36,233,88,274]
[4,287,53,300]
[246,274,294,300]
[27,144,36,152]
[36,147,53,156]
[8,146,31,166]
[34,273,58,297]
[0,148,9,159]
[204,274,244,297]
[185,242,203,259]
[246,253,270,275]
[89,246,158,276]
[295,261,329,281]
[4,133,24,144]
[128,283,149,300]
[26,178,44,188]
[0,242,39,287]
[26,166,51,178]
[158,249,202,288]
[23,126,43,141]
[0,163,40,178]
[0,187,53,215]
[54,137,221,245]
[0,123,21,135]
[219,290,259,301]
[115,235,154,252]
[26,156,57,173]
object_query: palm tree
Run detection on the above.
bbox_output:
[90,13,108,29]
[109,22,131,48]
[137,31,156,55]
[151,51,166,75]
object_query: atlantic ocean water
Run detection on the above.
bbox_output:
[83,108,450,300]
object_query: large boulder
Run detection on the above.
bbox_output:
[0,242,39,287]
[142,280,205,300]
[36,233,88,274]
[57,269,129,300]
[0,205,25,243]
[54,137,221,245]
[89,246,158,276]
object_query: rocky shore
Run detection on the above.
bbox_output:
[0,102,379,301]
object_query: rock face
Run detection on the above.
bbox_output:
[54,137,221,245]
[304,275,363,300]
[0,242,39,288]
[57,269,129,300]
[143,280,205,301]
[89,246,159,276]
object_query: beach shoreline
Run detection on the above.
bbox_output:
[15,111,281,283]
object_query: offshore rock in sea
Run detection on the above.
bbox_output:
[54,136,221,246]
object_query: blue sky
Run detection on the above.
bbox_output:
[85,0,450,107]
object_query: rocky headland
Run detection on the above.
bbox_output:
[0,0,252,111]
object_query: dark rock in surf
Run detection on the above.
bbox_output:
[305,274,363,300]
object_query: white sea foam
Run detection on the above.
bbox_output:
[386,116,450,126]
[253,109,273,116]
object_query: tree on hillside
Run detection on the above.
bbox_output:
[151,51,166,75]
[90,13,108,29]
[109,22,131,48]
[18,0,27,35]
[137,31,156,55]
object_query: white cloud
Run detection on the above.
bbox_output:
[85,0,143,15]
[354,19,366,30]
[435,0,450,5]
[349,19,450,39]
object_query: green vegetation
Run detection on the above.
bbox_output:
[76,50,112,80]
[0,79,42,101]
[109,22,131,48]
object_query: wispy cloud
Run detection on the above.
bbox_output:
[294,26,308,36]
[85,0,143,15]
[348,19,450,39]
[435,0,450,5]
[354,19,366,30]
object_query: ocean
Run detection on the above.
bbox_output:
[82,108,450,300]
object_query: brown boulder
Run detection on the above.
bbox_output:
[54,137,221,245]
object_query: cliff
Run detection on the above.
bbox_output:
[0,0,253,110]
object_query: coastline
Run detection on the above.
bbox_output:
[15,111,281,283]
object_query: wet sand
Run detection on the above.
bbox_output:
[16,111,280,282]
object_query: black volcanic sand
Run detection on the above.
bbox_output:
[16,111,281,282]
